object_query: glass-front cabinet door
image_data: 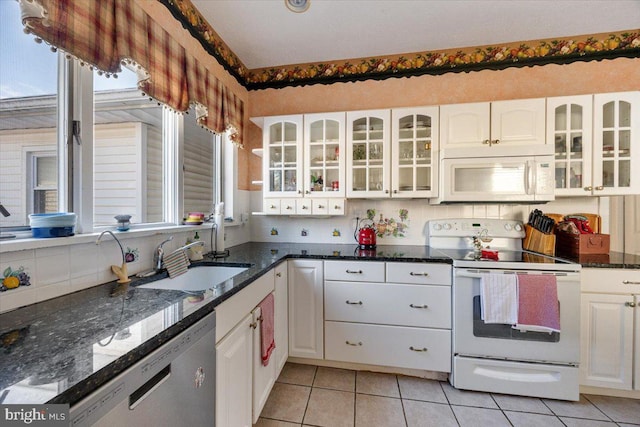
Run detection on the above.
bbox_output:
[263,115,303,198]
[547,95,593,196]
[346,110,391,198]
[391,107,439,198]
[593,92,640,195]
[303,112,345,198]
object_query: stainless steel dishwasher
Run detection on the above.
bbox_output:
[70,312,216,426]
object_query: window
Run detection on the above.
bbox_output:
[0,0,58,228]
[29,151,57,214]
[93,68,166,227]
[1,0,228,237]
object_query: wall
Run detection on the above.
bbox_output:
[246,57,639,248]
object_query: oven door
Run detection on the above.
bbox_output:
[453,268,580,365]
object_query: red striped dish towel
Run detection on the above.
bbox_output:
[514,274,560,333]
[259,293,276,366]
[164,249,190,278]
[480,273,518,324]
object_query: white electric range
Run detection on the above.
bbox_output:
[427,218,582,401]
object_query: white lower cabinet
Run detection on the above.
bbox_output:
[216,270,278,427]
[216,312,253,427]
[580,268,640,392]
[288,259,324,359]
[324,261,452,373]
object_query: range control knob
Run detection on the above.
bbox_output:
[433,223,442,231]
[514,223,523,232]
[504,223,513,231]
[443,223,452,230]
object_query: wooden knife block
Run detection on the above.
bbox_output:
[523,225,556,256]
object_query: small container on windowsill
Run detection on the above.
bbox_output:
[115,215,132,231]
[29,213,76,238]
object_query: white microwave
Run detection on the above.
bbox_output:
[432,155,555,203]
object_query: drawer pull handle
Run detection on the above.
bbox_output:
[625,302,637,307]
[410,272,429,277]
[250,322,258,329]
[409,304,428,309]
[346,270,363,274]
[276,272,282,277]
[409,346,428,352]
[622,280,640,285]
[346,300,363,305]
[346,341,362,346]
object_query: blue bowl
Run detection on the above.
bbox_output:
[32,226,75,238]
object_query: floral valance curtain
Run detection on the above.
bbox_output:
[19,0,244,147]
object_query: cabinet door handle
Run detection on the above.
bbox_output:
[269,205,276,209]
[595,186,604,191]
[250,322,258,329]
[622,280,640,285]
[491,139,500,145]
[409,304,429,309]
[298,190,302,194]
[318,205,324,209]
[393,189,398,194]
[346,270,363,274]
[410,272,429,277]
[334,205,341,210]
[409,346,428,352]
[346,341,362,346]
[482,139,490,145]
[584,186,593,191]
[302,205,308,210]
[286,206,292,210]
[385,189,389,194]
[276,272,282,277]
[625,302,636,307]
[305,190,310,194]
[346,300,363,305]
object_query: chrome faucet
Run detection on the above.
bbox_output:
[96,230,131,284]
[154,236,174,272]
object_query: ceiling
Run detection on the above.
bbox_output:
[191,0,640,70]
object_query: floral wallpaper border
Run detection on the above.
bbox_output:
[160,0,640,91]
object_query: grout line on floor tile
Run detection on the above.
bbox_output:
[396,375,409,427]
[582,394,618,423]
[299,367,318,426]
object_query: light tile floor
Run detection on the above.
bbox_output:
[255,363,640,427]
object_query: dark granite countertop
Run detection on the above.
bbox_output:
[557,250,640,269]
[0,242,450,407]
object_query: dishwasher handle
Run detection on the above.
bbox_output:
[129,364,172,410]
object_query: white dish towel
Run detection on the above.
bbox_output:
[480,273,518,324]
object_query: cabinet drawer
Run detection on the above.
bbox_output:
[281,200,296,214]
[325,281,451,328]
[328,199,345,215]
[296,199,312,215]
[581,268,640,294]
[325,321,451,372]
[324,260,385,282]
[312,199,328,215]
[263,199,281,215]
[386,262,451,285]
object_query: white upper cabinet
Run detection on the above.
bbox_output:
[592,91,640,195]
[303,112,346,198]
[346,109,391,198]
[262,115,304,199]
[391,107,439,198]
[440,98,547,157]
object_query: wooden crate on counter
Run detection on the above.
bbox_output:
[523,225,556,256]
[555,230,610,257]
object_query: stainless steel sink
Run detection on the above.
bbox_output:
[137,265,249,292]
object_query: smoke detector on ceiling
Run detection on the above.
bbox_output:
[285,0,310,13]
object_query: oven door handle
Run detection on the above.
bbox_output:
[456,269,574,279]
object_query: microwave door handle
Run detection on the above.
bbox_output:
[524,161,533,195]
